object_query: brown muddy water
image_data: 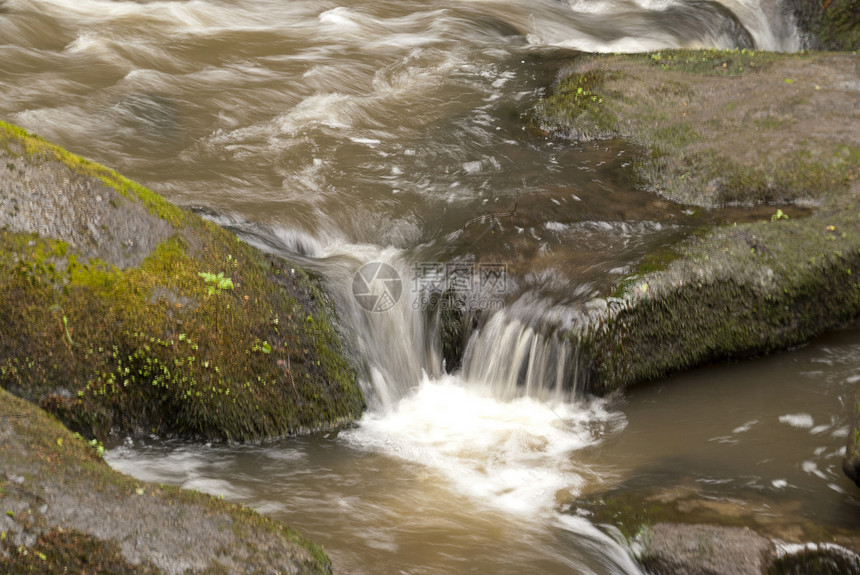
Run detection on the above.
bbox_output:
[107,328,860,574]
[2,0,857,573]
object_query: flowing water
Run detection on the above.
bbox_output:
[3,0,858,573]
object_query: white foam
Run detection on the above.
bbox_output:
[318,7,362,31]
[344,374,624,517]
[779,413,814,429]
[275,93,357,134]
[350,137,382,145]
[732,419,759,433]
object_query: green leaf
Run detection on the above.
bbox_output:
[771,209,789,221]
[262,341,272,354]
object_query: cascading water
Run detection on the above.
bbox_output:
[1,0,814,572]
[460,296,586,401]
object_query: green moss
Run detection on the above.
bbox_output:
[0,529,163,575]
[612,245,683,299]
[638,48,798,76]
[0,120,187,227]
[717,146,860,205]
[652,122,698,149]
[532,68,619,140]
[535,52,860,207]
[584,208,860,394]
[753,115,794,131]
[792,0,860,51]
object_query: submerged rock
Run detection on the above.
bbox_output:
[576,475,860,575]
[0,120,364,442]
[636,523,772,575]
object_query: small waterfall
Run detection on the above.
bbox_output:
[228,215,594,408]
[461,295,587,401]
[226,219,444,410]
[322,250,444,411]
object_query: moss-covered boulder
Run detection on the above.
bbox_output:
[0,120,364,442]
[533,50,859,208]
[0,387,332,574]
[580,201,860,394]
[531,50,860,393]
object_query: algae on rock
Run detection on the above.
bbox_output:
[0,120,365,442]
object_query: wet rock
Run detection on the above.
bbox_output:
[0,120,364,441]
[534,51,860,208]
[635,523,772,575]
[573,456,860,573]
[0,143,172,269]
[0,388,332,574]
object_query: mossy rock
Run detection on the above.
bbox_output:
[529,51,860,394]
[580,202,860,394]
[0,120,365,442]
[532,51,859,208]
[0,387,332,574]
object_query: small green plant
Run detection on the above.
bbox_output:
[250,340,272,355]
[49,304,74,346]
[88,438,105,458]
[198,271,234,296]
[198,271,234,334]
[771,209,789,221]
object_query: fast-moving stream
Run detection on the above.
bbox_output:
[3,0,858,573]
